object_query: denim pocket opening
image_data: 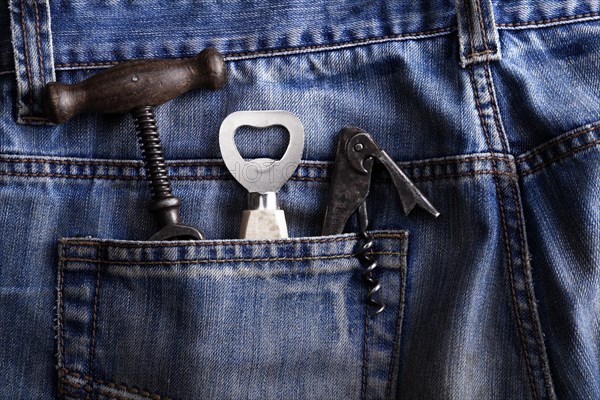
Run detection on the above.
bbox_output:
[56,231,408,400]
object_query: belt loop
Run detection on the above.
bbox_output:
[454,0,502,68]
[8,0,55,125]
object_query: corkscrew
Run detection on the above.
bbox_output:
[42,48,227,240]
[322,127,440,315]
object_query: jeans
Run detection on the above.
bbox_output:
[0,0,599,399]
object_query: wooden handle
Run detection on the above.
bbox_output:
[43,48,226,124]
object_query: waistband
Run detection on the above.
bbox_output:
[2,0,600,123]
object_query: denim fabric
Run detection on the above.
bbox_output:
[0,0,599,399]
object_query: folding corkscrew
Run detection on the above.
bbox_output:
[43,48,227,240]
[322,127,439,236]
[322,127,439,316]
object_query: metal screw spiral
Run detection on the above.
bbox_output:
[131,105,173,200]
[357,202,385,316]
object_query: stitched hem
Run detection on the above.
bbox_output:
[517,122,600,176]
[0,152,516,184]
[59,368,172,400]
[483,63,555,397]
[468,66,538,398]
[50,27,456,71]
[59,231,406,249]
[497,12,600,30]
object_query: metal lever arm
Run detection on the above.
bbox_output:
[322,127,439,236]
[43,48,226,123]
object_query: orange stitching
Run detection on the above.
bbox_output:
[521,139,600,176]
[468,67,538,397]
[53,26,455,70]
[33,0,45,86]
[475,0,490,52]
[497,12,600,28]
[518,124,600,163]
[19,0,34,107]
[485,63,550,395]
[464,0,476,61]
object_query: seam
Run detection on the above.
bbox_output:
[20,115,51,125]
[52,26,455,70]
[59,233,405,248]
[0,170,516,182]
[468,67,538,398]
[88,249,101,378]
[520,139,600,176]
[497,12,600,28]
[61,251,405,266]
[58,244,67,395]
[19,0,33,107]
[465,48,496,57]
[474,0,490,52]
[33,0,45,86]
[464,0,476,61]
[360,299,369,400]
[0,154,512,168]
[60,368,171,400]
[485,63,551,395]
[517,124,600,163]
[384,247,406,399]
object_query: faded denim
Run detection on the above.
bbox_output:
[0,0,599,399]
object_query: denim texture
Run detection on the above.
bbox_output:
[1,0,599,399]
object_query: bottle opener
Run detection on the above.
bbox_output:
[219,110,304,239]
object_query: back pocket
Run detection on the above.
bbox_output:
[56,231,407,400]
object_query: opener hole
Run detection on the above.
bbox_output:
[234,125,290,160]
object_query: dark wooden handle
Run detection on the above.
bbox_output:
[44,48,226,124]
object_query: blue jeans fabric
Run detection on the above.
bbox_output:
[0,0,599,399]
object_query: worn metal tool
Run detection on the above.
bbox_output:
[219,110,304,239]
[322,127,439,315]
[43,48,227,240]
[322,127,439,235]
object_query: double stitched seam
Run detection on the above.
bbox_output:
[518,125,600,163]
[384,238,407,399]
[463,0,476,60]
[0,154,511,168]
[33,0,45,86]
[474,0,490,52]
[62,251,404,266]
[360,300,370,400]
[58,245,67,396]
[52,27,456,70]
[19,0,33,107]
[497,12,600,28]
[484,64,553,396]
[468,67,538,398]
[88,246,101,379]
[521,139,600,176]
[59,233,407,248]
[60,368,172,400]
[0,170,516,182]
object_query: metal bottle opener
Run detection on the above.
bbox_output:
[219,110,305,239]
